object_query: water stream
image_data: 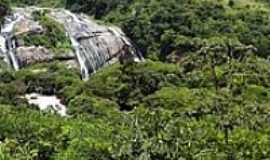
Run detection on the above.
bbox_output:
[51,9,143,79]
[0,13,22,70]
[0,8,143,78]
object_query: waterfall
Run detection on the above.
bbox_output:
[70,36,90,80]
[59,10,107,78]
[0,13,22,70]
[50,9,143,79]
[0,35,8,64]
[1,8,143,78]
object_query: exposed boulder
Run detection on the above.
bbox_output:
[16,46,53,66]
[15,18,44,36]
[16,46,78,66]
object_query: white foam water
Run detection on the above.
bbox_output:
[25,93,67,116]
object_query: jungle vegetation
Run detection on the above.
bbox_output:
[1,0,270,159]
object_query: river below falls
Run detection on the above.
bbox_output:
[24,93,67,116]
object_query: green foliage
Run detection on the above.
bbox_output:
[0,105,128,160]
[18,10,72,55]
[86,61,181,110]
[10,0,270,59]
[1,33,270,158]
[103,0,270,59]
[0,69,14,83]
[10,0,65,8]
[84,64,122,99]
[143,87,214,111]
[66,0,132,19]
[68,94,119,117]
[1,51,270,159]
[3,0,270,159]
[14,62,81,95]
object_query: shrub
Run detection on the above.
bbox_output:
[18,10,72,55]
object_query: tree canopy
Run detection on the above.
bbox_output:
[2,0,270,159]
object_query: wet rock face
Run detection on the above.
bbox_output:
[16,46,53,66]
[48,9,144,79]
[0,7,143,79]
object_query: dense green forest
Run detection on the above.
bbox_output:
[1,0,270,159]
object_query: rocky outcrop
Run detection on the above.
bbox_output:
[16,46,53,66]
[16,46,78,66]
[15,18,44,36]
[14,8,43,35]
[48,9,143,79]
[0,7,143,79]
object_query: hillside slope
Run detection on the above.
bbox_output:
[1,0,270,159]
[13,0,270,59]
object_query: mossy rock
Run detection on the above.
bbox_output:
[17,10,72,56]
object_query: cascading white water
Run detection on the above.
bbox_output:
[50,9,143,79]
[0,13,22,70]
[1,8,143,78]
[60,10,104,78]
[0,35,8,64]
[70,36,90,80]
[24,93,67,116]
